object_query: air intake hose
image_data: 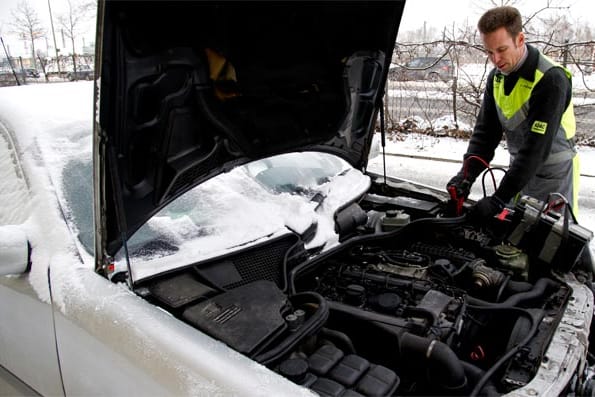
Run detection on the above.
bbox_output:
[467,277,560,308]
[400,332,467,392]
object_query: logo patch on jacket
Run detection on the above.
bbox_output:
[531,120,548,134]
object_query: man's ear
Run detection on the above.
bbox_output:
[517,31,525,47]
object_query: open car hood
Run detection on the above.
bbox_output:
[93,1,405,270]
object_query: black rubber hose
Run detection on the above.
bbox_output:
[468,307,542,397]
[501,278,560,306]
[503,279,533,295]
[461,361,500,396]
[255,291,329,365]
[319,328,356,354]
[400,332,468,392]
[467,277,560,308]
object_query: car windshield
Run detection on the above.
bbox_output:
[62,157,94,254]
[407,58,426,68]
[109,151,370,281]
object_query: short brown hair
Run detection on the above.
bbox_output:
[477,6,523,37]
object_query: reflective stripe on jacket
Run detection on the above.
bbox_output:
[493,53,576,165]
[492,52,579,210]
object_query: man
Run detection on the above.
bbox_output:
[447,6,579,221]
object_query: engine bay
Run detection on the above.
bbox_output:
[133,176,594,396]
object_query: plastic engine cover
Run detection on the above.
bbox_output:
[182,280,288,355]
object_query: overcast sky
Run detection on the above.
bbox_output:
[0,0,96,57]
[0,0,594,58]
[398,0,594,33]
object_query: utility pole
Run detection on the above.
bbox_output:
[1,37,21,85]
[47,0,61,75]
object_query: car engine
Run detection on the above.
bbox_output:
[135,176,594,396]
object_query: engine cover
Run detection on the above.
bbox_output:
[182,280,289,355]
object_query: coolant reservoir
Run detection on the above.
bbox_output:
[494,244,529,280]
[381,210,410,232]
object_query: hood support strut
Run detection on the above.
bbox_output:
[107,144,133,288]
[380,98,387,184]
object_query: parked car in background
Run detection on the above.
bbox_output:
[24,68,40,78]
[66,64,94,81]
[389,56,454,81]
[1,1,594,396]
[0,69,39,86]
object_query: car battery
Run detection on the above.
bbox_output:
[505,195,593,273]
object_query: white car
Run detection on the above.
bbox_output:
[1,1,594,396]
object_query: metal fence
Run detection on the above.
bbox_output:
[0,54,95,87]
[384,78,595,145]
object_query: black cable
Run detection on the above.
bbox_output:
[481,167,507,197]
[468,306,542,397]
[463,155,495,194]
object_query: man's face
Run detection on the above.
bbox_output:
[481,26,525,74]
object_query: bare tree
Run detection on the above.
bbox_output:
[57,0,94,79]
[388,0,595,145]
[10,0,46,70]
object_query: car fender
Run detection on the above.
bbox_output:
[50,265,315,396]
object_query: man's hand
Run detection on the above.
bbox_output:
[446,174,472,199]
[468,195,505,222]
[446,174,473,216]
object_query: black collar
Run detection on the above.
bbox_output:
[494,44,540,82]
[510,44,539,82]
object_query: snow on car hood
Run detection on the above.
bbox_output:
[95,1,405,273]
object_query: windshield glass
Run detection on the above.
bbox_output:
[62,157,94,254]
[116,151,370,282]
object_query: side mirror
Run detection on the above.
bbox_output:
[0,225,31,276]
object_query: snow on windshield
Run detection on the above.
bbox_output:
[124,152,371,282]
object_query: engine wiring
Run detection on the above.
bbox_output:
[542,191,578,224]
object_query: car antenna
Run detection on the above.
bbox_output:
[380,98,387,184]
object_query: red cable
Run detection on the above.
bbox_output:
[463,155,498,194]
